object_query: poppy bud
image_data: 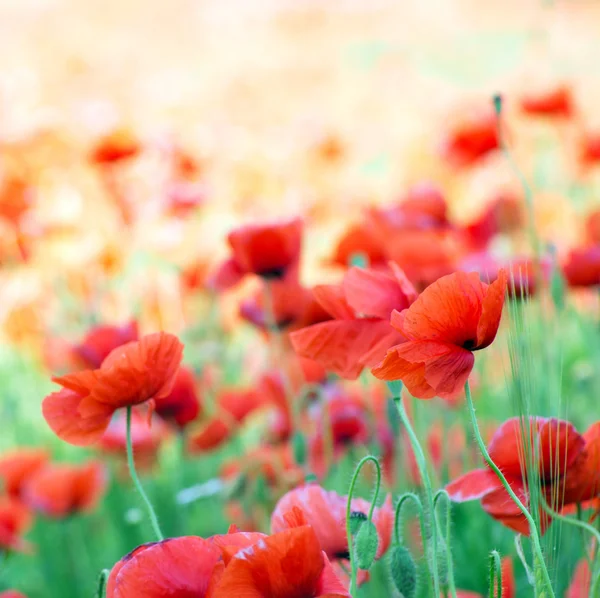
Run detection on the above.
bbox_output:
[291,431,307,466]
[434,538,449,587]
[354,519,378,570]
[389,545,418,598]
[493,93,503,116]
[349,511,367,535]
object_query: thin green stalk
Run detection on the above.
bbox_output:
[489,550,502,598]
[434,490,458,598]
[95,569,110,598]
[394,492,426,546]
[389,383,441,597]
[126,406,164,541]
[345,455,381,596]
[464,381,554,597]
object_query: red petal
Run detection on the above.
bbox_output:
[537,418,585,481]
[501,557,516,598]
[291,320,393,380]
[566,559,591,598]
[42,387,113,446]
[342,267,413,320]
[446,469,504,502]
[315,553,351,596]
[475,268,507,348]
[312,285,355,320]
[108,537,221,598]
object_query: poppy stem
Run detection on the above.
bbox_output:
[345,455,381,596]
[434,490,458,598]
[393,492,425,546]
[95,568,109,598]
[388,384,441,597]
[125,406,164,542]
[464,381,555,598]
[488,550,502,598]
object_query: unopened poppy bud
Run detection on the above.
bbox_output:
[349,511,367,535]
[291,431,307,465]
[493,93,503,116]
[389,545,417,598]
[355,519,378,570]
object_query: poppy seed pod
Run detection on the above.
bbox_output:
[389,545,418,598]
[355,519,378,570]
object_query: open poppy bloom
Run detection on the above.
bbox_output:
[73,321,139,369]
[23,460,107,518]
[106,536,222,598]
[440,109,500,167]
[563,246,600,287]
[211,525,349,598]
[0,448,49,499]
[153,366,201,428]
[372,270,507,399]
[291,264,417,379]
[329,221,388,269]
[271,485,393,566]
[446,417,593,535]
[520,85,574,118]
[227,217,303,280]
[0,497,32,553]
[43,332,184,446]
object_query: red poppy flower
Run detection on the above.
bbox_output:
[73,321,139,369]
[271,485,393,563]
[566,559,591,598]
[585,209,600,245]
[206,258,247,293]
[0,497,32,552]
[387,229,463,290]
[441,110,500,167]
[520,85,574,118]
[291,264,417,379]
[23,460,107,518]
[447,417,587,535]
[180,260,210,292]
[373,270,507,399]
[369,182,450,233]
[329,222,388,269]
[43,332,184,446]
[462,192,522,250]
[227,218,303,279]
[106,537,222,598]
[91,129,140,164]
[579,132,600,168]
[187,416,234,453]
[241,279,331,333]
[0,448,49,499]
[563,246,600,287]
[0,175,33,228]
[153,366,201,428]
[212,525,349,598]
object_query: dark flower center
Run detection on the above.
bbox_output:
[462,339,477,350]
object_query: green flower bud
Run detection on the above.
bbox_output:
[389,545,417,598]
[349,511,367,535]
[355,519,379,570]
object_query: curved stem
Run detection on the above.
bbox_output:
[434,490,458,598]
[389,384,441,597]
[126,406,164,541]
[394,492,425,546]
[488,550,502,598]
[345,455,381,596]
[464,381,554,597]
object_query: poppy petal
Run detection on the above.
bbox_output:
[108,537,221,598]
[537,418,585,481]
[475,268,507,348]
[446,469,504,502]
[312,285,355,320]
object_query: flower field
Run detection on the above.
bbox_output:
[1,1,600,596]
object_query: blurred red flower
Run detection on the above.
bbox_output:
[0,448,49,499]
[153,366,202,428]
[291,264,417,379]
[563,246,600,287]
[446,416,593,535]
[441,110,499,167]
[23,460,107,518]
[0,592,29,598]
[43,332,184,445]
[227,217,303,280]
[372,270,507,399]
[91,128,141,164]
[73,321,139,369]
[0,497,32,553]
[567,560,591,598]
[330,221,388,269]
[520,85,574,118]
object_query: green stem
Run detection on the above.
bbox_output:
[126,406,164,541]
[434,490,458,598]
[488,550,502,598]
[345,455,381,596]
[394,492,426,546]
[464,381,554,597]
[389,385,441,597]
